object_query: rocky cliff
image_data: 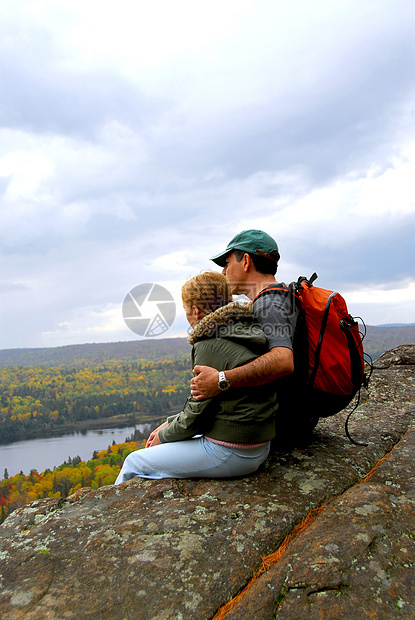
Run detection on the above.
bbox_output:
[0,345,414,619]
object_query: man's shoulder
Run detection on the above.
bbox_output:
[253,281,301,350]
[254,282,290,299]
[262,281,289,290]
[253,282,294,310]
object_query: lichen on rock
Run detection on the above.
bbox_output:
[0,345,414,619]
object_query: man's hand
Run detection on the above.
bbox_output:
[190,365,220,400]
[146,421,168,447]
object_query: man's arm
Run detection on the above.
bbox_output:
[190,347,294,400]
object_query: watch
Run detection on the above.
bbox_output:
[218,371,230,391]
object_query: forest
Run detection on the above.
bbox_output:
[0,440,141,524]
[0,358,192,443]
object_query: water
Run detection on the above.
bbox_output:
[0,424,151,478]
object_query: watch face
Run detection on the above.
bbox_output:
[218,371,229,390]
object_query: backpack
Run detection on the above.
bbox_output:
[254,273,368,444]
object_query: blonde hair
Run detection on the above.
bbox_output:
[182,272,232,316]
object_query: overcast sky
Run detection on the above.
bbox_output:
[1,0,414,350]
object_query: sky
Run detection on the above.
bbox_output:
[1,0,414,350]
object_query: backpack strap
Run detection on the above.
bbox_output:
[253,284,301,303]
[309,290,337,388]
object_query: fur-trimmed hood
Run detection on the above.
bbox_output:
[188,301,266,347]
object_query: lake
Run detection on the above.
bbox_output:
[0,424,151,478]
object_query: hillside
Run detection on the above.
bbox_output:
[0,325,414,367]
[361,324,415,360]
[0,337,191,368]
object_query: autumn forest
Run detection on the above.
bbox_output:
[0,352,193,523]
[0,359,191,443]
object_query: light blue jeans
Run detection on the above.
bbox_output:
[114,437,270,484]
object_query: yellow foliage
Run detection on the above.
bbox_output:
[68,483,82,496]
[54,467,82,487]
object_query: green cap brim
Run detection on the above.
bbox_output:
[210,250,230,268]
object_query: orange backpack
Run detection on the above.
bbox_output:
[255,273,367,443]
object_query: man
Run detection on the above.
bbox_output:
[190,229,300,401]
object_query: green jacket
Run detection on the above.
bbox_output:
[158,302,278,444]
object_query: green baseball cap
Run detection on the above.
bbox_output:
[210,229,279,268]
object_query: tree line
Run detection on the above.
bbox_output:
[0,338,190,367]
[0,359,192,443]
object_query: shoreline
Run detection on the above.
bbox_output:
[0,411,173,447]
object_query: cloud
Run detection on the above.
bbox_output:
[0,0,414,348]
[346,280,415,304]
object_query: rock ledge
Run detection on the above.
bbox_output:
[1,345,414,619]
